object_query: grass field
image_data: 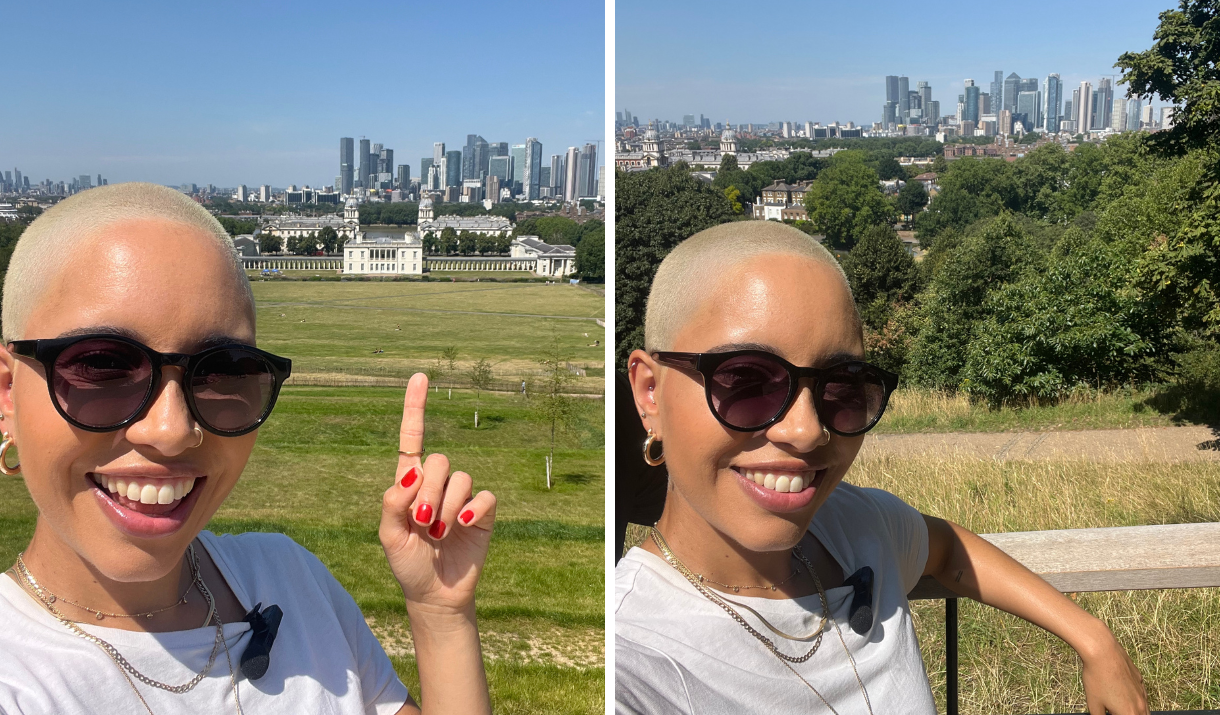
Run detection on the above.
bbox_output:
[0,280,606,715]
[875,387,1212,434]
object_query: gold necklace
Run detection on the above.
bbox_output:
[650,526,875,715]
[20,560,196,622]
[694,564,801,593]
[11,544,243,715]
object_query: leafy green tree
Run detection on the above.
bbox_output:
[316,226,339,254]
[842,225,921,329]
[615,164,735,367]
[258,232,282,254]
[422,231,437,254]
[217,216,258,236]
[875,156,906,181]
[438,227,458,255]
[575,224,604,282]
[931,154,949,174]
[803,152,895,249]
[475,232,497,255]
[895,180,928,221]
[468,358,493,427]
[724,186,743,214]
[494,234,512,254]
[457,231,476,255]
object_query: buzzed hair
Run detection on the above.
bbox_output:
[2,182,255,342]
[644,221,858,352]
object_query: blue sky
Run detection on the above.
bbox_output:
[616,0,1174,126]
[2,0,604,188]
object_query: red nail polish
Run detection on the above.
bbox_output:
[415,503,433,524]
[400,467,420,488]
[460,510,475,525]
[428,520,446,539]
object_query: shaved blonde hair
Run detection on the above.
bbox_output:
[2,182,254,342]
[644,221,858,352]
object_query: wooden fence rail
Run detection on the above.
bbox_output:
[907,522,1220,715]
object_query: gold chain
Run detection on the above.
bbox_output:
[650,526,875,715]
[10,544,244,715]
[694,565,800,593]
[23,561,195,622]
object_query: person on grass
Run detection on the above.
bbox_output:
[616,221,1148,715]
[0,183,495,715]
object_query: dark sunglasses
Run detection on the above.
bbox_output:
[8,334,292,436]
[652,350,898,435]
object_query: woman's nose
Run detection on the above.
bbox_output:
[764,384,825,453]
[122,367,198,455]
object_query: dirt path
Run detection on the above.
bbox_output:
[860,425,1220,463]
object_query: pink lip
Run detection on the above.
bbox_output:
[733,468,826,513]
[90,476,207,539]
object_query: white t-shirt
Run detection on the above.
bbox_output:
[0,530,410,715]
[615,483,935,714]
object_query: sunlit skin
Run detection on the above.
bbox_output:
[628,252,1150,715]
[0,218,495,715]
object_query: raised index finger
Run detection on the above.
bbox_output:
[397,373,429,477]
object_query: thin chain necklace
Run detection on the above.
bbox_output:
[650,526,874,715]
[11,544,244,715]
[694,564,801,593]
[26,560,196,622]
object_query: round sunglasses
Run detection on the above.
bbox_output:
[652,350,898,435]
[7,334,292,436]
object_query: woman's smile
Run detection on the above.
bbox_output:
[730,465,828,512]
[87,467,208,538]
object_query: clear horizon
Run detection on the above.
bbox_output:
[616,0,1173,127]
[1,1,604,188]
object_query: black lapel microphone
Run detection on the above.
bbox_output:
[842,566,874,635]
[240,602,283,680]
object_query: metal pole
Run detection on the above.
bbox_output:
[946,598,958,715]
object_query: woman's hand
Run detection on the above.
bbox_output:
[1080,633,1149,715]
[379,373,497,614]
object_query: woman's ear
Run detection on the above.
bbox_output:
[627,349,660,434]
[0,345,16,432]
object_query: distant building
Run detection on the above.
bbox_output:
[1044,74,1062,133]
[416,198,512,236]
[340,137,355,194]
[751,180,811,221]
[509,235,577,276]
[232,234,259,257]
[523,137,543,200]
[343,226,424,276]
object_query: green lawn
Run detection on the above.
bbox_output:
[1,280,606,715]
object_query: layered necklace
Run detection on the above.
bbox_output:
[650,526,874,715]
[10,544,244,715]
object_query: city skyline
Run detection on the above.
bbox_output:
[617,0,1173,126]
[0,1,604,187]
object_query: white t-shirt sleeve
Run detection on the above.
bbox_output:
[858,486,930,594]
[296,544,412,715]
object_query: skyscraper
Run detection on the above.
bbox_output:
[358,138,371,189]
[885,75,900,105]
[1126,97,1142,131]
[510,144,526,188]
[397,164,410,189]
[433,142,446,165]
[1093,78,1113,130]
[990,71,1004,116]
[1016,91,1040,131]
[963,79,980,124]
[340,137,354,195]
[1003,73,1022,113]
[898,76,910,120]
[488,142,508,158]
[564,146,580,202]
[550,154,565,196]
[381,148,393,181]
[445,150,462,188]
[1077,81,1093,134]
[1044,75,1062,133]
[918,82,932,120]
[579,142,598,198]
[884,76,899,124]
[523,138,543,201]
[421,158,434,189]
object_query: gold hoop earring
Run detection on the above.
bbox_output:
[642,429,665,467]
[820,426,831,446]
[0,433,20,475]
[191,427,204,449]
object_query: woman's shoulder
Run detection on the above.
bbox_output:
[197,530,340,605]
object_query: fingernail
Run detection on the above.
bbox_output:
[415,503,433,524]
[400,467,420,488]
[428,520,446,539]
[460,510,475,525]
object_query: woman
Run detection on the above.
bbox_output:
[616,221,1148,714]
[0,183,495,714]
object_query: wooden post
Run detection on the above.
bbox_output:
[946,598,958,715]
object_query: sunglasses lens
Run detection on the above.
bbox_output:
[708,355,791,429]
[52,339,154,428]
[819,364,888,434]
[190,349,277,433]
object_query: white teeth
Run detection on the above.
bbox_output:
[157,484,176,504]
[127,482,142,501]
[790,476,804,492]
[185,478,196,494]
[139,484,159,504]
[174,481,185,500]
[763,473,777,490]
[115,479,127,496]
[775,476,791,493]
[743,470,811,493]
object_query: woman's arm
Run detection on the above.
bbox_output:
[381,374,495,715]
[922,515,1148,715]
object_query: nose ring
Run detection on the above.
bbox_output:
[191,426,204,449]
[821,426,831,446]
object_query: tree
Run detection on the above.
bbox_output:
[724,186,743,215]
[931,154,949,174]
[475,232,497,255]
[258,232,282,254]
[442,346,459,373]
[803,152,895,249]
[316,226,339,254]
[439,227,458,255]
[841,225,921,329]
[457,231,476,255]
[875,156,906,181]
[468,358,493,427]
[575,225,604,282]
[288,232,316,255]
[896,179,929,222]
[218,216,258,236]
[533,335,579,489]
[422,232,438,255]
[615,164,735,368]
